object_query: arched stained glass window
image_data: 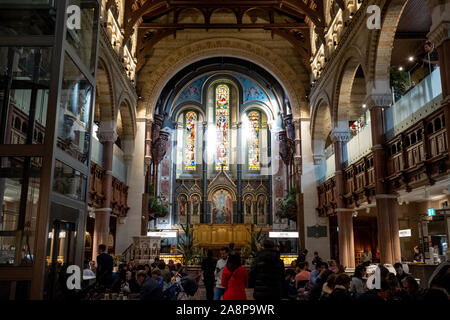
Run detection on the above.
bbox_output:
[184,111,197,171]
[248,111,260,171]
[216,84,230,171]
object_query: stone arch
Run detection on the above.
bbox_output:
[177,8,205,24]
[367,0,409,94]
[311,97,332,157]
[96,56,115,122]
[138,38,307,120]
[116,97,136,140]
[332,49,366,129]
[207,185,237,201]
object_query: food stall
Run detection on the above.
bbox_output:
[269,231,298,266]
[408,208,449,288]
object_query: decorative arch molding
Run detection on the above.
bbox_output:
[366,0,408,95]
[311,98,332,157]
[96,55,116,122]
[241,102,274,124]
[172,104,206,124]
[207,185,237,202]
[138,38,307,119]
[117,92,137,139]
[332,49,366,128]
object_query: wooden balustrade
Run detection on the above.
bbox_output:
[317,108,449,214]
[89,161,129,217]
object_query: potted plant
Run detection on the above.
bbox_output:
[177,224,194,265]
[276,188,297,220]
[147,184,169,220]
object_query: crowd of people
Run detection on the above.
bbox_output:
[80,244,198,300]
[81,242,450,301]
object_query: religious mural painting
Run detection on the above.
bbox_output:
[211,189,233,224]
[178,194,188,225]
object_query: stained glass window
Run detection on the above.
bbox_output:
[184,111,197,171]
[248,111,260,171]
[216,85,230,171]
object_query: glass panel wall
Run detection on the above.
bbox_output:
[0,157,41,265]
[0,47,51,145]
[57,53,93,164]
[53,160,87,201]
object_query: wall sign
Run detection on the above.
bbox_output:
[399,229,411,237]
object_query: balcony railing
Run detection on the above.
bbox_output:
[347,112,373,165]
[385,67,442,140]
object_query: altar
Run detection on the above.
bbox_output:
[192,224,252,250]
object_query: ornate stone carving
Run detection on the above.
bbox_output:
[331,130,350,143]
[428,22,450,48]
[364,93,393,109]
[278,130,295,165]
[151,131,170,165]
[284,114,296,140]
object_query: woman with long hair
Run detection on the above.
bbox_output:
[221,253,248,300]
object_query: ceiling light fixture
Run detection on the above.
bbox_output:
[408,56,414,62]
[398,66,404,71]
[362,104,367,109]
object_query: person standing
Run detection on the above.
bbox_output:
[201,250,217,301]
[222,253,248,300]
[214,247,229,300]
[361,248,372,266]
[311,251,322,267]
[249,239,285,300]
[96,244,113,287]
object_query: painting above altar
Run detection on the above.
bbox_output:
[212,189,232,224]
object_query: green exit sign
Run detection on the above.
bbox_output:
[427,208,435,216]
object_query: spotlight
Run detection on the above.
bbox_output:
[362,104,367,109]
[398,66,404,71]
[352,211,358,218]
[408,56,414,62]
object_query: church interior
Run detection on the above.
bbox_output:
[0,0,450,299]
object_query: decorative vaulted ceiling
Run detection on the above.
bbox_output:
[121,0,325,74]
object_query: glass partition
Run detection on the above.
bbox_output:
[0,47,52,145]
[0,157,41,265]
[57,53,93,164]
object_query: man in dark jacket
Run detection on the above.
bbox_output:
[96,244,113,287]
[249,239,285,300]
[201,250,217,301]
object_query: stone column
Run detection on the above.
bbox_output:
[294,118,305,250]
[332,130,355,268]
[236,121,242,223]
[427,2,450,159]
[366,94,401,264]
[202,121,208,223]
[93,121,118,260]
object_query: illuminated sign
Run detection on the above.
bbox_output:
[269,232,299,238]
[147,231,177,238]
[399,229,411,237]
[427,208,435,216]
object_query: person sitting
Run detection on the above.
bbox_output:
[282,269,298,300]
[319,273,336,301]
[151,268,164,289]
[295,262,310,289]
[328,273,352,302]
[350,265,366,297]
[310,262,327,287]
[309,269,333,301]
[402,276,424,301]
[129,269,147,293]
[158,261,172,284]
[394,262,409,286]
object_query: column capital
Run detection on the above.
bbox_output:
[364,93,393,109]
[428,22,450,48]
[313,154,325,165]
[97,120,118,143]
[331,129,350,143]
[97,129,118,144]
